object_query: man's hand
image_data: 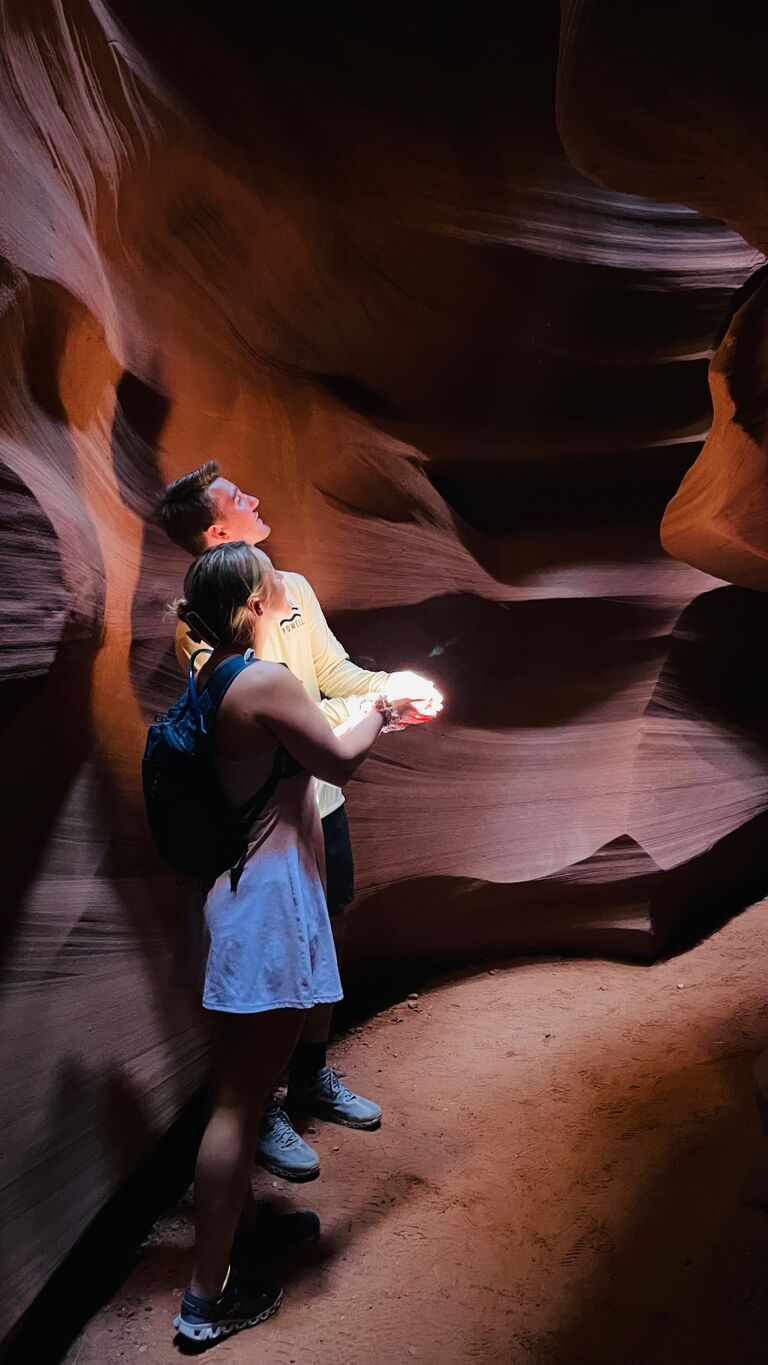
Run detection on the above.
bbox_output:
[384,670,444,720]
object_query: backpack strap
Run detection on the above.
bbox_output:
[189,653,298,893]
[187,648,214,726]
[190,646,214,669]
[238,748,285,824]
[228,748,287,893]
[189,653,254,733]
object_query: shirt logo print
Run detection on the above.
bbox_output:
[280,605,304,634]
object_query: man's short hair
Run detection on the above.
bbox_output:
[158,461,220,556]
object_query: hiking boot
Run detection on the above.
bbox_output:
[256,1102,320,1182]
[174,1267,281,1344]
[287,1066,382,1131]
[234,1209,320,1263]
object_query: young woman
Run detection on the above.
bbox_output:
[172,541,433,1344]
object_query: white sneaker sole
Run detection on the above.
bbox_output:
[174,1286,282,1342]
[292,1104,383,1132]
[255,1153,321,1182]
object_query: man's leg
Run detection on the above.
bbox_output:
[286,804,382,1130]
[255,805,380,1181]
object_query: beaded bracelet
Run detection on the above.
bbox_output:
[373,694,404,734]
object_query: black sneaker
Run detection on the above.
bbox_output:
[233,1209,320,1263]
[173,1267,282,1344]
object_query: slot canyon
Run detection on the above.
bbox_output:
[3,3,768,1361]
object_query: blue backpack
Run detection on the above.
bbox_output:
[142,652,284,890]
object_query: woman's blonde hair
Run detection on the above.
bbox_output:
[174,541,270,648]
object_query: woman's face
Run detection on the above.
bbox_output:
[252,549,290,625]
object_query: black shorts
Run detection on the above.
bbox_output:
[321,803,355,918]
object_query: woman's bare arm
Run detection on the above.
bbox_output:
[234,663,385,786]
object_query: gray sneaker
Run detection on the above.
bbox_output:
[287,1066,383,1131]
[256,1103,320,1182]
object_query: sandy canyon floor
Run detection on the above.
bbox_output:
[64,901,768,1365]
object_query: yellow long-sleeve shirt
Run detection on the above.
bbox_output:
[175,571,391,819]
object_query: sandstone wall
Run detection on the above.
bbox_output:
[0,2,762,1331]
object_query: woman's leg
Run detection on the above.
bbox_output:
[190,1007,305,1300]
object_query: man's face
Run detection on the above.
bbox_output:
[206,477,271,546]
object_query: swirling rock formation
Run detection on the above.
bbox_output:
[0,0,763,1334]
[557,0,768,588]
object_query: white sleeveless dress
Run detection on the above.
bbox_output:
[200,745,343,1014]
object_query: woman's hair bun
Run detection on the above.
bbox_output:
[176,541,265,650]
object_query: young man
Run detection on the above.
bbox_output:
[159,462,439,1182]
